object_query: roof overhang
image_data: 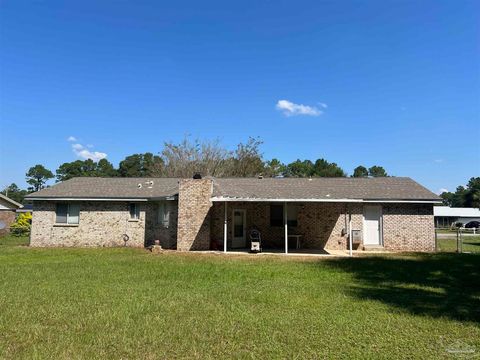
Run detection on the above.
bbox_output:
[27,197,150,202]
[26,196,178,202]
[210,197,441,204]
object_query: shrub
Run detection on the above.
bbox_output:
[10,212,32,237]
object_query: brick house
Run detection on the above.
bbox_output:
[26,176,441,252]
[0,193,23,236]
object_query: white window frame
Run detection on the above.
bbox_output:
[55,203,80,225]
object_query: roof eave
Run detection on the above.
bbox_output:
[210,196,441,204]
[26,197,150,202]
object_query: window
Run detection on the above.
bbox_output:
[287,205,299,227]
[270,204,298,227]
[270,205,284,227]
[157,202,170,228]
[129,203,140,220]
[56,203,80,224]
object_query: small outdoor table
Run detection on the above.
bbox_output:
[288,234,303,249]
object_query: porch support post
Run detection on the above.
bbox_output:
[284,201,288,254]
[348,206,353,257]
[224,201,228,253]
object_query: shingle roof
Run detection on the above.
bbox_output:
[212,177,440,201]
[26,176,440,202]
[25,177,179,199]
[0,193,23,208]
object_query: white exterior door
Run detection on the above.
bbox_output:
[363,205,382,246]
[232,209,247,248]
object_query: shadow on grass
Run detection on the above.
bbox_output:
[463,240,480,247]
[322,253,480,323]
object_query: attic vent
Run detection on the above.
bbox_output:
[146,180,154,188]
[137,183,142,189]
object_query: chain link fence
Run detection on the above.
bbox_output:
[435,228,480,253]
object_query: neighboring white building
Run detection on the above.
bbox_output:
[434,206,480,228]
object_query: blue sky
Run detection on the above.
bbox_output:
[1,0,479,194]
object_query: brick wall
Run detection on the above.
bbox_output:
[176,179,213,251]
[210,202,434,252]
[210,202,362,251]
[30,201,147,247]
[382,203,435,251]
[29,196,435,252]
[0,210,16,236]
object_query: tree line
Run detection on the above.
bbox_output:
[3,137,390,203]
[440,177,480,208]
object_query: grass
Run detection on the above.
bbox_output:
[437,235,480,253]
[0,238,479,358]
[0,233,29,247]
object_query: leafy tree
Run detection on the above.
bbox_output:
[230,137,265,177]
[312,158,346,177]
[56,160,94,181]
[264,158,287,177]
[56,159,118,181]
[285,159,345,177]
[161,137,228,177]
[161,136,265,178]
[464,177,480,208]
[118,153,163,177]
[442,177,480,208]
[1,183,29,204]
[26,164,54,191]
[440,187,467,207]
[368,166,388,177]
[353,165,369,177]
[286,160,314,177]
[96,159,118,177]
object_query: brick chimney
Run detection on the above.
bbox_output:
[176,178,213,251]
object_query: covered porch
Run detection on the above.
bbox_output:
[209,200,364,255]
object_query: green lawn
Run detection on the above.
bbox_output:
[0,239,479,358]
[437,235,480,253]
[0,234,29,247]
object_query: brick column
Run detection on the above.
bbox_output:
[177,179,213,251]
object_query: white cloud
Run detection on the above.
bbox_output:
[318,102,328,109]
[276,99,323,117]
[438,188,449,194]
[68,138,107,162]
[67,136,77,142]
